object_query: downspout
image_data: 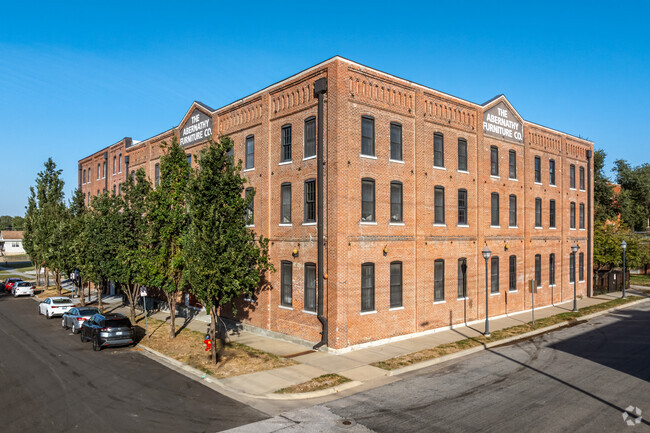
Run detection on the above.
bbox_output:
[313,77,328,350]
[586,149,593,297]
[125,155,130,179]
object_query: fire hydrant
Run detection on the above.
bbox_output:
[204,334,211,352]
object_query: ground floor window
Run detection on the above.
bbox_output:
[361,263,375,312]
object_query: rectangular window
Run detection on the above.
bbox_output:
[491,193,499,227]
[390,262,403,308]
[570,202,576,229]
[361,263,375,312]
[361,117,375,156]
[534,156,541,183]
[509,195,517,227]
[154,163,160,187]
[434,186,445,224]
[281,261,292,307]
[97,164,100,180]
[187,154,192,167]
[390,123,403,161]
[570,164,576,188]
[102,161,106,179]
[550,200,556,228]
[281,183,291,224]
[490,146,498,176]
[281,125,291,162]
[549,253,556,286]
[509,255,516,292]
[361,179,375,222]
[580,166,585,190]
[535,198,542,228]
[579,252,584,281]
[304,117,316,158]
[549,159,556,185]
[458,138,467,171]
[434,259,445,302]
[434,133,444,168]
[458,258,467,298]
[304,263,316,312]
[535,254,542,287]
[118,154,122,173]
[390,182,403,223]
[491,256,499,293]
[113,156,116,175]
[245,187,254,225]
[579,203,585,229]
[570,253,576,283]
[246,135,255,169]
[458,189,467,225]
[304,180,316,223]
[509,150,516,179]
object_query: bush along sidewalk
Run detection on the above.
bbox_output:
[373,296,644,371]
[274,374,351,394]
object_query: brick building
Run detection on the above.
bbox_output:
[78,56,593,352]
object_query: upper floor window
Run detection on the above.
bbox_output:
[549,159,556,185]
[550,199,556,228]
[304,179,316,223]
[361,178,375,222]
[509,194,517,227]
[102,161,106,179]
[434,133,444,168]
[434,259,445,302]
[509,150,517,179]
[390,181,403,223]
[281,183,291,224]
[491,193,500,227]
[304,117,316,159]
[458,138,468,172]
[154,163,160,187]
[580,166,585,190]
[570,202,576,229]
[187,154,192,167]
[281,125,291,162]
[113,156,116,175]
[434,186,445,225]
[491,256,499,293]
[112,184,116,195]
[118,154,122,173]
[390,261,403,308]
[458,189,468,226]
[534,156,541,183]
[281,261,292,307]
[97,164,100,180]
[361,263,375,312]
[570,164,576,189]
[88,168,91,182]
[83,169,86,184]
[490,146,499,176]
[390,123,403,161]
[246,135,255,169]
[535,198,542,228]
[361,116,375,156]
[579,203,585,229]
[245,187,254,225]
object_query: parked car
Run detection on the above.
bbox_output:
[12,281,34,297]
[61,307,100,333]
[4,278,22,292]
[38,297,74,319]
[80,313,135,351]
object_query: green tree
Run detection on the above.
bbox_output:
[613,159,650,231]
[147,137,191,338]
[594,221,649,270]
[594,149,614,222]
[183,137,272,363]
[66,188,87,304]
[0,215,12,230]
[11,216,25,231]
[23,192,43,285]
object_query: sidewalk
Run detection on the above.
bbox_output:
[105,290,649,399]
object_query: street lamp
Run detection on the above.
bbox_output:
[621,240,627,299]
[571,243,579,312]
[482,245,492,336]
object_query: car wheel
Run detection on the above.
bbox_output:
[80,331,86,342]
[47,310,52,320]
[93,336,101,351]
[62,318,67,329]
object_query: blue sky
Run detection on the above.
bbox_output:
[1,1,649,217]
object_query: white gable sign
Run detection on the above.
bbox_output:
[483,101,523,144]
[180,109,213,147]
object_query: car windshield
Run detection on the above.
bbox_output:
[79,309,98,317]
[17,282,31,287]
[105,319,131,328]
[52,299,72,305]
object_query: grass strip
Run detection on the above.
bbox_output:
[630,274,650,287]
[372,296,643,371]
[274,374,351,394]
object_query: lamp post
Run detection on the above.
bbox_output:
[482,245,492,336]
[571,243,579,312]
[621,240,627,299]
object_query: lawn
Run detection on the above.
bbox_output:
[630,274,650,287]
[275,374,351,394]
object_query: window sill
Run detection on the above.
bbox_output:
[278,161,292,166]
[302,310,317,315]
[389,159,405,164]
[509,177,518,182]
[457,224,470,228]
[360,154,377,160]
[433,300,446,305]
[549,227,557,230]
[433,165,446,171]
[389,222,405,226]
[118,171,122,174]
[579,280,585,283]
[433,223,447,227]
[579,228,586,231]
[579,188,586,192]
[360,310,377,315]
[303,155,316,161]
[570,188,577,191]
[490,292,500,296]
[550,184,557,187]
[243,168,255,172]
[302,222,317,226]
[534,226,543,229]
[279,223,293,227]
[570,228,576,231]
[490,175,500,179]
[490,225,501,229]
[508,290,518,293]
[246,224,255,228]
[534,182,542,186]
[389,306,405,311]
[279,305,293,310]
[509,225,518,229]
[359,221,378,225]
[457,170,470,174]
[457,297,469,301]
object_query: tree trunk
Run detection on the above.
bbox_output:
[123,282,138,324]
[35,265,41,286]
[210,306,218,364]
[97,280,103,312]
[79,277,85,306]
[45,267,49,290]
[166,291,177,339]
[55,271,61,295]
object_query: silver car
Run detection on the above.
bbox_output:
[61,307,100,333]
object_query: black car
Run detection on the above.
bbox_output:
[80,313,135,351]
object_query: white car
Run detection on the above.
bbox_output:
[12,281,35,297]
[39,297,75,319]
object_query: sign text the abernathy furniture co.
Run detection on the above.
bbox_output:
[180,109,212,147]
[483,102,523,143]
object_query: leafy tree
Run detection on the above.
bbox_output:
[146,137,191,338]
[613,159,650,231]
[594,149,614,222]
[594,221,649,270]
[11,216,25,231]
[23,193,43,285]
[183,137,272,363]
[0,215,12,230]
[66,188,87,304]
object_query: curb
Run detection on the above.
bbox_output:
[136,343,362,400]
[386,297,649,377]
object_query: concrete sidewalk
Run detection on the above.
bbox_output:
[102,290,648,399]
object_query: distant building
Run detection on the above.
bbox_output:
[0,231,25,255]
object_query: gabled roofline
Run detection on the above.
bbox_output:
[79,137,131,162]
[481,94,525,123]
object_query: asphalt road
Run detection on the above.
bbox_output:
[0,293,267,433]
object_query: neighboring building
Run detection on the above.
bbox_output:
[78,56,594,351]
[0,231,25,255]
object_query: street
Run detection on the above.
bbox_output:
[0,293,267,433]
